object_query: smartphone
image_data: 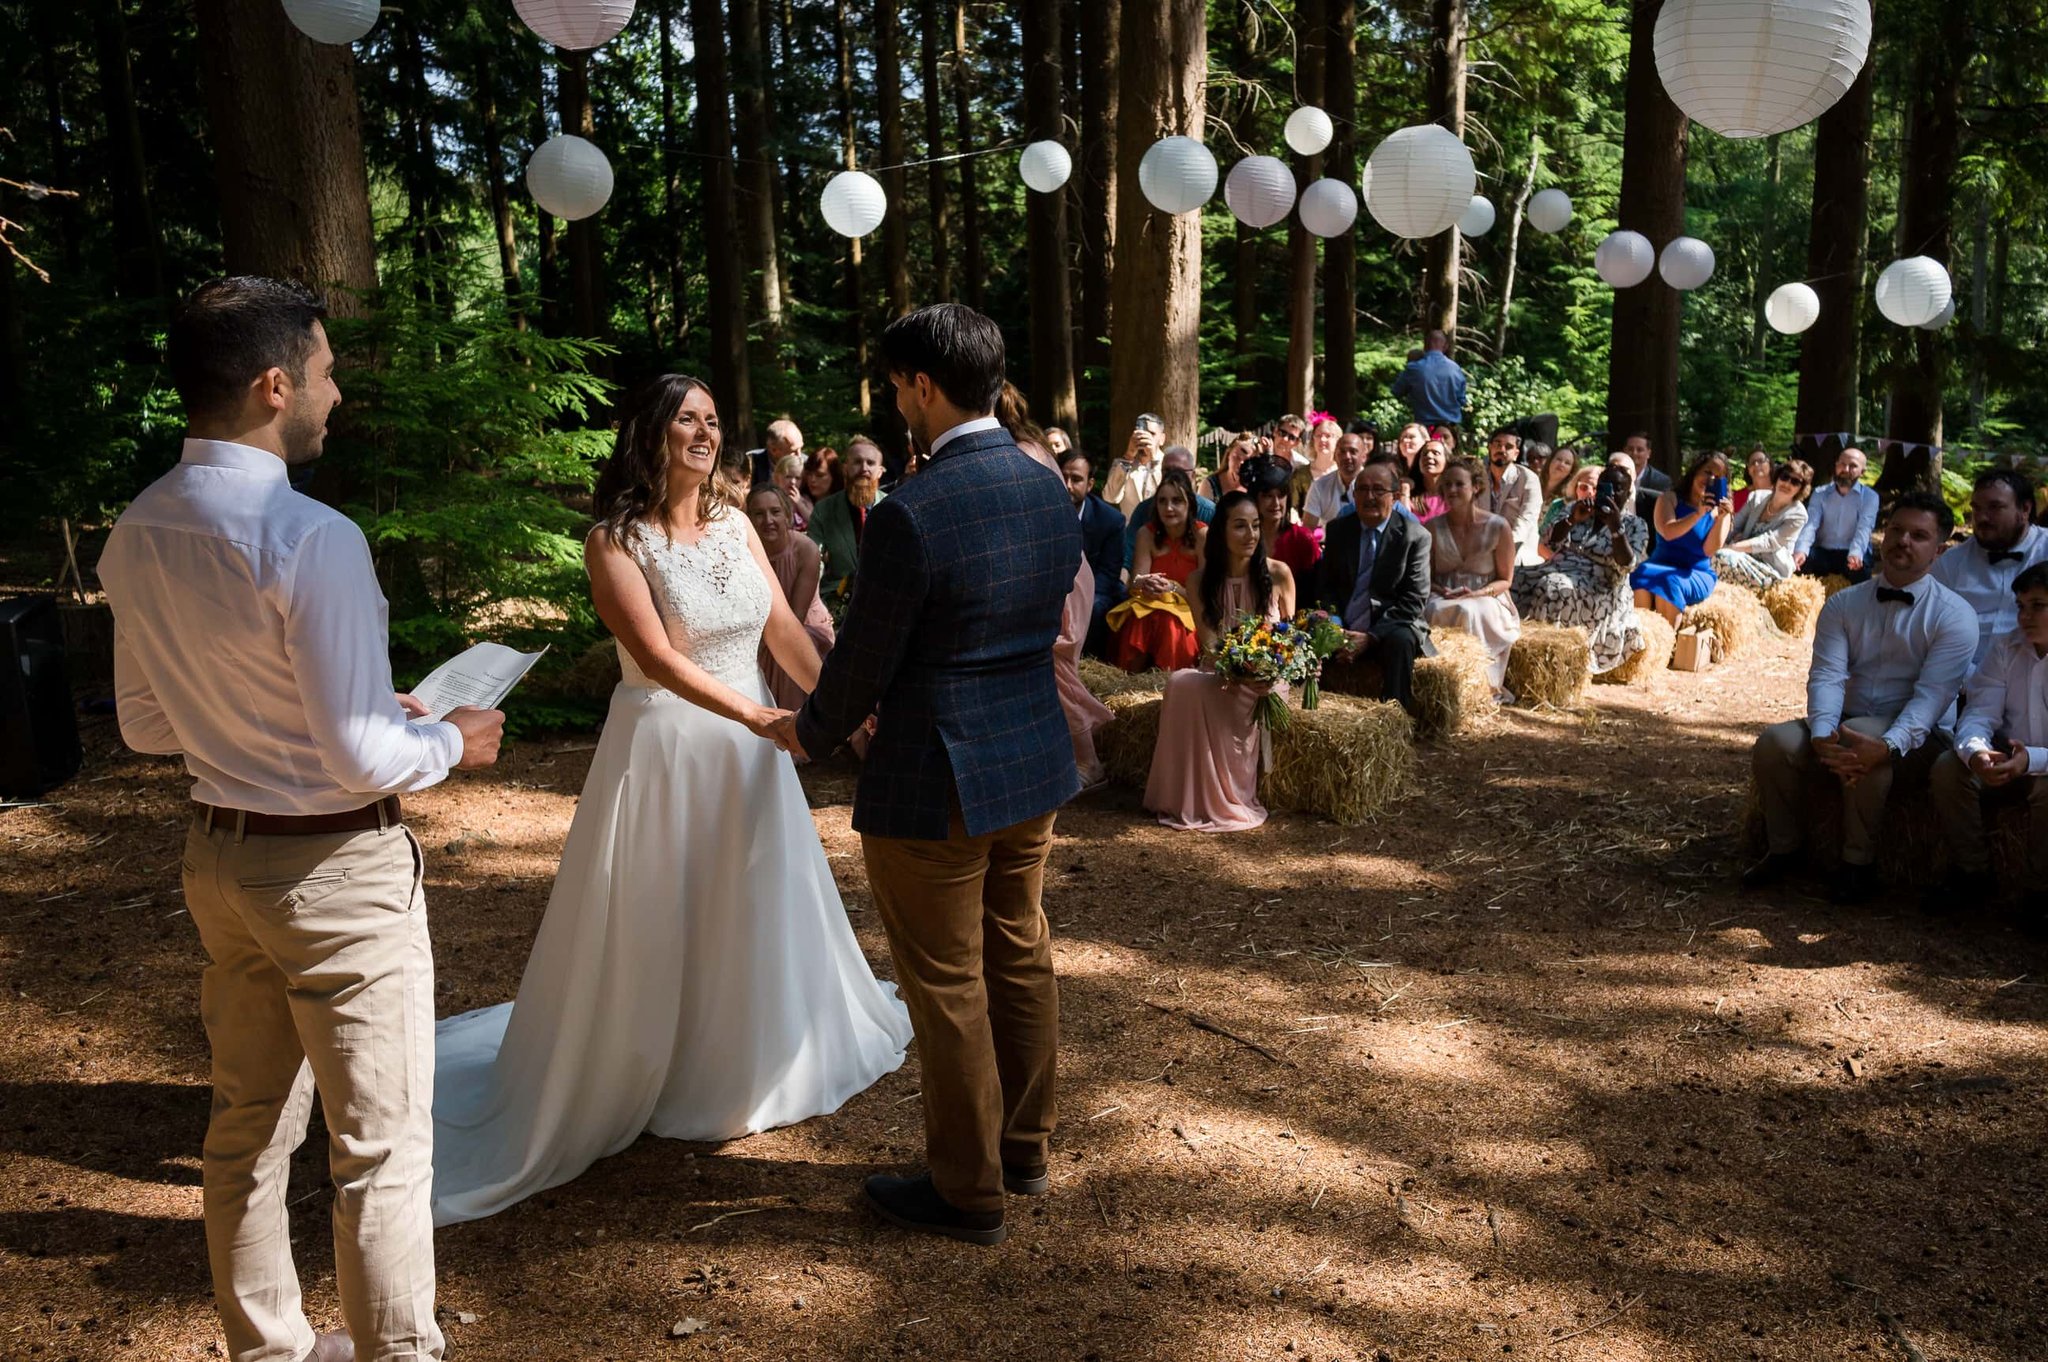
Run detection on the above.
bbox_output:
[1711,475,1730,501]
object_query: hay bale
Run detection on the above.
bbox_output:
[1821,573,1855,598]
[1261,694,1416,825]
[1680,582,1768,661]
[1762,575,1826,638]
[1597,608,1676,686]
[1504,623,1591,708]
[1079,656,1166,699]
[1740,771,2033,890]
[1411,628,1496,739]
[1091,689,1162,790]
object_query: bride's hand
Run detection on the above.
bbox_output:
[745,705,795,746]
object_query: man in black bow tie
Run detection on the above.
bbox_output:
[1746,493,1978,904]
[1932,468,2048,669]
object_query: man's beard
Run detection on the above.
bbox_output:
[847,473,880,508]
[281,400,327,465]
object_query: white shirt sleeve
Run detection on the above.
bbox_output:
[1953,642,2008,757]
[1885,597,1979,755]
[1806,596,1850,741]
[283,519,464,796]
[112,613,182,756]
[1851,488,1879,561]
[1304,475,1342,523]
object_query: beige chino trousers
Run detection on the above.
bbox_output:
[182,818,444,1362]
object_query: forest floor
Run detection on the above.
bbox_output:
[3,623,2046,1362]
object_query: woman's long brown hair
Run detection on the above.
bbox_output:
[593,374,743,543]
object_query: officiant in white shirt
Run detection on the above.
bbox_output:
[1931,468,2048,668]
[98,277,503,1362]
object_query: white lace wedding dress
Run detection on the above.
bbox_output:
[429,512,912,1226]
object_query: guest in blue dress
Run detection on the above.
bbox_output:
[1632,452,1735,623]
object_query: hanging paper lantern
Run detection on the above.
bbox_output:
[1764,282,1821,334]
[1283,107,1335,157]
[1527,188,1574,234]
[281,0,379,44]
[1918,295,1957,331]
[1223,156,1297,230]
[1658,236,1717,291]
[1654,0,1872,139]
[1873,256,1951,328]
[820,170,888,238]
[514,0,635,51]
[1138,136,1219,215]
[1019,141,1072,194]
[1457,195,1496,237]
[526,135,614,221]
[1299,178,1359,238]
[1595,230,1656,288]
[1362,125,1475,240]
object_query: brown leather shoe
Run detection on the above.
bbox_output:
[864,1172,1008,1246]
[1002,1162,1050,1196]
[307,1330,354,1362]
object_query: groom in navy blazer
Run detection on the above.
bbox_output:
[779,304,1080,1248]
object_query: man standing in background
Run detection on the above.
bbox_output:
[1391,331,1467,431]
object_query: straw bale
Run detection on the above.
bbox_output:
[1740,771,2031,888]
[1597,609,1675,686]
[1504,623,1591,708]
[1681,582,1767,661]
[1821,573,1855,598]
[1091,689,1162,790]
[1079,657,1167,699]
[1260,694,1417,825]
[1411,628,1497,738]
[1762,575,1826,638]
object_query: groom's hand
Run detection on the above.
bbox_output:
[765,712,808,761]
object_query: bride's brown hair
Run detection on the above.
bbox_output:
[594,374,743,542]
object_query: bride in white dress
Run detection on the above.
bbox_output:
[430,375,912,1226]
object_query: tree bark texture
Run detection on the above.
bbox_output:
[658,0,685,344]
[1794,36,1871,438]
[732,0,786,338]
[952,2,984,310]
[556,49,610,375]
[875,0,912,317]
[1023,0,1078,429]
[920,0,953,301]
[1079,0,1120,386]
[475,56,523,326]
[692,0,755,440]
[1421,0,1468,346]
[1285,0,1325,416]
[835,0,871,418]
[1322,0,1358,421]
[1109,0,1205,446]
[194,0,378,315]
[1492,135,1539,358]
[92,0,163,303]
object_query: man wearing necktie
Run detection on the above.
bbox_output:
[1312,460,1433,714]
[1747,492,1979,904]
[1931,468,2048,669]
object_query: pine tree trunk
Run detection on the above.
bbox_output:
[835,0,872,418]
[1023,0,1078,428]
[732,0,785,339]
[1605,0,1688,475]
[1284,0,1325,415]
[556,50,609,375]
[1109,0,1205,445]
[194,0,378,315]
[397,12,439,284]
[532,60,562,337]
[1229,0,1262,432]
[92,0,163,303]
[876,0,912,318]
[35,9,83,274]
[1491,134,1539,357]
[1079,0,1120,390]
[755,0,792,318]
[952,2,984,310]
[1749,133,1782,362]
[1794,26,1870,438]
[658,0,685,344]
[692,0,755,440]
[1322,0,1358,421]
[475,57,523,327]
[1421,0,1468,345]
[920,0,953,301]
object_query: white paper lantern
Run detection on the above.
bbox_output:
[1527,188,1574,234]
[1019,141,1072,194]
[1457,195,1496,237]
[1362,125,1475,240]
[1284,107,1335,157]
[514,0,635,50]
[1654,0,1872,139]
[1764,281,1821,334]
[1918,294,1957,331]
[281,0,379,44]
[1298,178,1359,238]
[1873,256,1951,328]
[1138,136,1219,215]
[1658,236,1717,291]
[1594,230,1656,288]
[526,135,614,220]
[820,170,887,238]
[1223,156,1296,230]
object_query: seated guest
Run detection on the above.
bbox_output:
[1268,413,1308,470]
[806,437,885,592]
[775,452,812,531]
[1303,429,1369,530]
[1531,442,1577,508]
[1314,461,1434,715]
[1413,438,1450,520]
[1792,446,1879,583]
[1013,433,1113,789]
[1429,458,1522,698]
[1932,468,2048,668]
[1746,492,1977,904]
[1111,467,1207,672]
[752,416,804,487]
[1391,422,1429,479]
[1123,443,1215,568]
[1061,448,1127,657]
[1513,462,1649,676]
[1480,426,1543,566]
[1244,454,1321,583]
[747,484,835,722]
[1143,491,1297,832]
[1102,412,1165,518]
[1632,451,1734,623]
[1621,431,1673,522]
[1733,447,1774,512]
[1713,459,1812,591]
[1044,425,1072,457]
[1290,416,1341,512]
[1927,563,2048,923]
[800,447,843,516]
[1539,464,1602,542]
[1205,432,1258,501]
[1349,419,1379,460]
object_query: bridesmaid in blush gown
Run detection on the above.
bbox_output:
[746,482,835,717]
[1143,491,1298,832]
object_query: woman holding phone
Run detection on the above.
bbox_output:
[1631,452,1733,623]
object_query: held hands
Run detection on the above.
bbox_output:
[447,706,506,769]
[1814,728,1890,786]
[751,706,805,758]
[1970,742,2031,788]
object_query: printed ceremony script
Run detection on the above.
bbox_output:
[408,642,548,723]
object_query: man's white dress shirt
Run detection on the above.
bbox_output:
[1806,571,1977,755]
[1931,523,2048,667]
[1303,468,1355,524]
[929,414,1004,456]
[1481,461,1543,565]
[1953,630,2048,776]
[98,438,463,815]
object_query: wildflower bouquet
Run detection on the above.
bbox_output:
[1296,610,1350,711]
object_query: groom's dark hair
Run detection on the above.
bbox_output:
[879,303,1006,414]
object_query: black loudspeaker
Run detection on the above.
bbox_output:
[0,595,82,798]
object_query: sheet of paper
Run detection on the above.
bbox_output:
[407,642,548,723]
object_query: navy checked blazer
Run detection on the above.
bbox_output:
[794,425,1083,840]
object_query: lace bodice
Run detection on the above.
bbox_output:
[620,514,772,691]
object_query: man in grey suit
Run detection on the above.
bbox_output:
[1312,460,1434,714]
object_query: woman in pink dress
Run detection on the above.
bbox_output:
[745,484,834,721]
[1143,491,1298,833]
[1414,438,1451,520]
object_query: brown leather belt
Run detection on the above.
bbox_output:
[197,796,402,837]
